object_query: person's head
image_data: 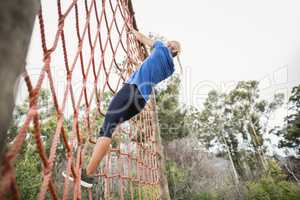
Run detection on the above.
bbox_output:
[167,41,181,57]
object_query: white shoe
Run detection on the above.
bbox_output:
[62,171,93,188]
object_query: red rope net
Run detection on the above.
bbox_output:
[0,0,161,199]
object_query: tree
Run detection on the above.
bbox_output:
[192,89,242,183]
[195,81,284,180]
[155,75,189,141]
[225,81,283,176]
[277,85,300,155]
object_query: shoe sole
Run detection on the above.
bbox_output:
[62,172,93,188]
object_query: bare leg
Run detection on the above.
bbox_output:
[86,137,112,176]
[85,84,146,176]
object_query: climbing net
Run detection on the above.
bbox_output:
[0,0,161,199]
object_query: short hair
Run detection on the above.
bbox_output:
[169,41,181,57]
[172,51,179,57]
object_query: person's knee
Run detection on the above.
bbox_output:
[98,123,118,138]
[98,128,106,137]
[99,127,112,138]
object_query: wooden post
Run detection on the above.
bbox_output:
[150,95,171,200]
[0,0,39,163]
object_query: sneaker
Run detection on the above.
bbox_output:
[62,169,96,188]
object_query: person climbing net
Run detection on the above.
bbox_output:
[64,27,181,188]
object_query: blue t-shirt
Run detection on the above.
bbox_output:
[126,41,175,102]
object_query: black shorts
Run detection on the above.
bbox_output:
[99,83,146,138]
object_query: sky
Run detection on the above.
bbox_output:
[134,0,300,107]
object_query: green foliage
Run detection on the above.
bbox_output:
[246,177,300,200]
[166,160,190,199]
[277,84,300,155]
[156,77,299,200]
[166,160,222,200]
[167,160,187,186]
[155,75,189,141]
[193,81,284,180]
[170,190,222,200]
[123,184,159,200]
[246,160,300,200]
[15,145,42,200]
[265,160,287,181]
[195,192,222,200]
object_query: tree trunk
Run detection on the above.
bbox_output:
[220,130,240,184]
[0,0,39,164]
[150,95,171,200]
[249,121,267,171]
